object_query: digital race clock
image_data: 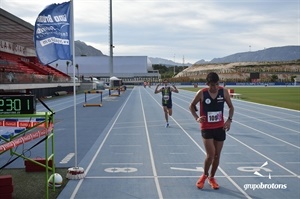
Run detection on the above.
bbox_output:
[0,95,36,115]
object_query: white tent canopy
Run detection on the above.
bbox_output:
[110,76,120,80]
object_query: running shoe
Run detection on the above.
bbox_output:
[165,123,169,128]
[196,174,207,189]
[208,177,219,189]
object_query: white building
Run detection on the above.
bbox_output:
[51,56,160,81]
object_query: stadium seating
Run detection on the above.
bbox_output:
[0,52,69,83]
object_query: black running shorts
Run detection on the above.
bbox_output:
[201,127,226,141]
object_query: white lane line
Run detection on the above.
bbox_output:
[225,162,265,164]
[60,153,75,164]
[101,163,143,165]
[163,162,202,165]
[84,174,296,179]
[69,86,135,199]
[228,134,299,178]
[236,122,300,149]
[232,109,300,133]
[230,99,300,117]
[139,87,163,199]
[173,95,300,150]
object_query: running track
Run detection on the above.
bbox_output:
[1,86,299,199]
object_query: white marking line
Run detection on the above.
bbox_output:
[101,163,143,165]
[84,174,297,179]
[139,88,163,199]
[231,99,300,117]
[145,88,252,199]
[233,109,300,132]
[60,153,75,164]
[236,121,300,149]
[69,86,135,199]
[170,167,203,172]
[228,134,299,178]
[163,162,202,165]
[237,107,299,126]
[226,162,266,164]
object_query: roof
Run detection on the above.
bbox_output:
[0,8,35,50]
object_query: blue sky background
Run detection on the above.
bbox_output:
[1,0,299,64]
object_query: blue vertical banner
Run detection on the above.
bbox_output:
[34,1,72,65]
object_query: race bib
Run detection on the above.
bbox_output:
[163,95,169,100]
[207,111,222,122]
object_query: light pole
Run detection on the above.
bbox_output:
[109,0,113,77]
[173,54,176,75]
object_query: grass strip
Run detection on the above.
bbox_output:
[182,87,300,111]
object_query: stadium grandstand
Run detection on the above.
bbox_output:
[0,8,160,97]
[0,8,76,97]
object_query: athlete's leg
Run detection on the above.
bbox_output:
[210,140,224,177]
[202,138,215,176]
[168,108,172,116]
[163,106,168,123]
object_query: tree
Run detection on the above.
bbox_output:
[291,75,297,83]
[270,74,278,82]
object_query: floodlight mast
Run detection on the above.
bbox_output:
[109,0,113,77]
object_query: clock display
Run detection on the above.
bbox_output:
[0,95,36,114]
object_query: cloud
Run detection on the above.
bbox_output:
[1,0,299,63]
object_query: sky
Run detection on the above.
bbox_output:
[1,0,299,64]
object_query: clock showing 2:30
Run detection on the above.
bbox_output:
[0,95,36,114]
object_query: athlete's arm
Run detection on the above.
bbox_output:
[154,83,162,94]
[172,84,179,93]
[223,88,234,130]
[189,89,205,123]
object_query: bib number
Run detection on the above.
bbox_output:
[207,111,222,122]
[163,96,169,100]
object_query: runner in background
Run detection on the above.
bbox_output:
[155,79,179,127]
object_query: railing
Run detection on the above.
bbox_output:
[0,71,70,84]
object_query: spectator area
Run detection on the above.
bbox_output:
[0,51,69,83]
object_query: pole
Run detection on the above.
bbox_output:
[70,0,78,168]
[173,54,175,75]
[66,0,85,180]
[109,0,113,77]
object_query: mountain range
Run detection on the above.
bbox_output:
[74,41,300,66]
